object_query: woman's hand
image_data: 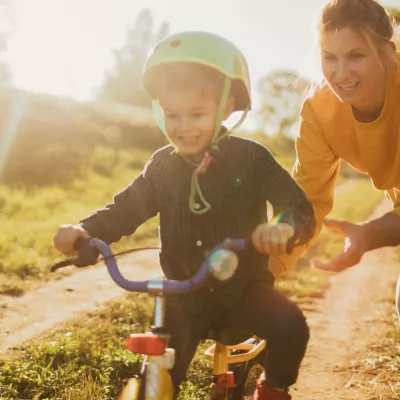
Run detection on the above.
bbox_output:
[252,222,295,256]
[311,219,368,272]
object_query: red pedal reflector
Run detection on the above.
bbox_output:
[213,371,235,387]
[128,334,166,355]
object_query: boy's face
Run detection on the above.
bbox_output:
[160,89,231,161]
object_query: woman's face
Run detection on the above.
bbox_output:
[320,27,389,112]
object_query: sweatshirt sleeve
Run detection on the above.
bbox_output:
[79,154,159,244]
[256,143,316,248]
[272,99,340,270]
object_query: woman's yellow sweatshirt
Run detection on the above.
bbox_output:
[275,52,400,271]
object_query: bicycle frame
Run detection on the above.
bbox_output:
[119,293,175,400]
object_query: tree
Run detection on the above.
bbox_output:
[100,9,169,107]
[387,6,400,24]
[0,0,13,179]
[0,0,11,86]
[257,70,309,137]
[387,6,400,47]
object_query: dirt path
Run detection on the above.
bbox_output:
[0,250,162,352]
[292,198,400,399]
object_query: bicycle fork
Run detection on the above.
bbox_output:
[120,295,176,400]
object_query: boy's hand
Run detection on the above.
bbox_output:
[252,222,295,256]
[53,224,90,256]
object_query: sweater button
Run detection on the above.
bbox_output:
[194,203,200,210]
[196,240,202,247]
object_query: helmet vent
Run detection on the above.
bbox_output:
[170,39,181,48]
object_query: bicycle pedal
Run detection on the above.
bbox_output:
[212,371,235,387]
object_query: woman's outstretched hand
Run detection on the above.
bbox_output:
[311,219,368,272]
[312,213,400,272]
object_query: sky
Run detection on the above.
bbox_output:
[4,0,400,129]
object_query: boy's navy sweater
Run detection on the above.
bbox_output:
[81,136,315,312]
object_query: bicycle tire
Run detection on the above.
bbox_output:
[118,377,144,400]
[229,349,266,400]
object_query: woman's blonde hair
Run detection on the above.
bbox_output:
[304,0,397,98]
[318,0,397,64]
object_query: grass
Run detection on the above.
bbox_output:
[0,295,149,400]
[0,294,214,400]
[361,326,400,398]
[0,146,159,295]
[343,290,400,398]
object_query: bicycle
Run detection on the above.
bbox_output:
[51,237,267,400]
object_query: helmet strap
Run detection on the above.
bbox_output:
[152,99,168,137]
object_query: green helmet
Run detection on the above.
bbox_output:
[142,31,251,111]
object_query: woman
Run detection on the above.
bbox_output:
[270,0,400,275]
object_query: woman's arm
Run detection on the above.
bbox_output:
[255,142,316,255]
[270,99,341,272]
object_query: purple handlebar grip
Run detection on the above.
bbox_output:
[91,238,211,294]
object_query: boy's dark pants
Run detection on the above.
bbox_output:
[165,279,310,395]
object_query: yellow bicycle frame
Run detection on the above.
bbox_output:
[205,339,266,376]
[119,353,175,400]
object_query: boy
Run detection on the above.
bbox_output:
[53,31,316,399]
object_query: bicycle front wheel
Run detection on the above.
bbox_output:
[118,377,143,400]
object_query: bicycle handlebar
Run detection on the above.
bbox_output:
[50,237,248,296]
